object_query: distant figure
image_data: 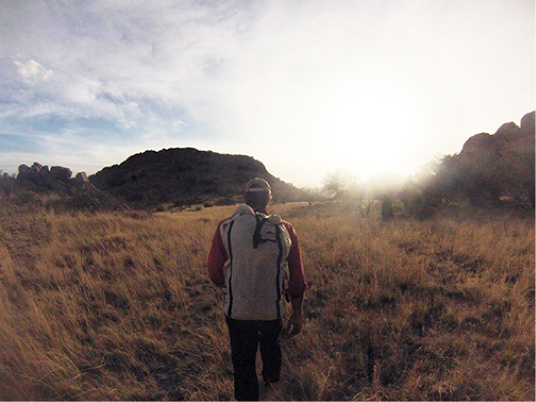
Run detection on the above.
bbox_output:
[208,178,307,401]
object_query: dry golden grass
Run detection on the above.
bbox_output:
[0,197,534,400]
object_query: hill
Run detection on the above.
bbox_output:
[89,148,302,208]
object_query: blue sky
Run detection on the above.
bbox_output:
[0,0,534,187]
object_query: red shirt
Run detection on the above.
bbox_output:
[207,218,307,298]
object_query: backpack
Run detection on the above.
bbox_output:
[219,205,292,320]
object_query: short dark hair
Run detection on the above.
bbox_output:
[244,185,271,209]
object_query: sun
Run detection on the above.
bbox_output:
[318,87,422,181]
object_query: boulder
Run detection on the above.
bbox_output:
[17,164,40,184]
[494,122,522,142]
[75,172,89,183]
[38,165,52,181]
[18,164,31,174]
[461,133,497,154]
[520,111,535,137]
[50,166,72,182]
[70,172,90,188]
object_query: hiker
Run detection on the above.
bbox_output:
[208,178,307,401]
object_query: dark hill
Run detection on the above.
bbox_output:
[89,148,302,208]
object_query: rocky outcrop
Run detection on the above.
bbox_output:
[438,111,535,207]
[15,162,125,211]
[16,162,97,192]
[18,163,65,192]
[461,112,535,157]
[90,147,302,207]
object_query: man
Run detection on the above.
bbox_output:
[208,178,307,401]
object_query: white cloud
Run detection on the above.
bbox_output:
[172,120,187,131]
[13,59,53,84]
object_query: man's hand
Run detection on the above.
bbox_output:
[287,312,303,337]
[287,294,304,337]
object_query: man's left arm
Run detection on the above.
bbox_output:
[207,221,227,287]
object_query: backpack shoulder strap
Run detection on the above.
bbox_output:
[252,212,269,249]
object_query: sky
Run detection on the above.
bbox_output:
[0,0,534,188]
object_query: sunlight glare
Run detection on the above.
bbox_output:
[319,87,421,180]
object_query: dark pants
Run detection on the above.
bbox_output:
[226,316,283,401]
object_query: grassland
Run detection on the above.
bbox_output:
[0,196,534,400]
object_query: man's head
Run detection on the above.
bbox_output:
[244,178,272,210]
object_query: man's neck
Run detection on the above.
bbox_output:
[253,206,269,215]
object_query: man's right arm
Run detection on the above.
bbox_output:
[284,221,307,336]
[288,294,304,336]
[284,221,307,298]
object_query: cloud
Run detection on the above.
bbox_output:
[2,0,250,126]
[13,59,53,84]
[0,0,534,186]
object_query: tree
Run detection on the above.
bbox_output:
[0,171,16,195]
[322,170,360,200]
[301,186,325,205]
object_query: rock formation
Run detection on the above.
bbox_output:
[461,111,535,156]
[17,163,73,192]
[14,162,124,210]
[16,163,94,190]
[437,111,535,207]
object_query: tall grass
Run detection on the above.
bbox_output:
[0,198,533,400]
